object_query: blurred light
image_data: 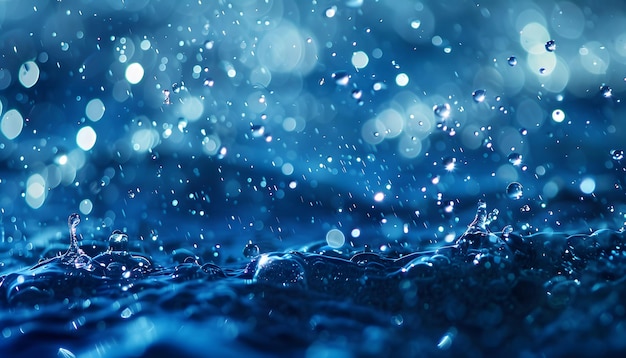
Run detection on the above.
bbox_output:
[580,177,596,194]
[395,73,409,87]
[377,108,404,138]
[325,229,345,248]
[125,62,144,84]
[26,174,46,209]
[201,135,221,156]
[1,109,24,140]
[520,22,550,54]
[551,2,584,39]
[79,199,93,215]
[351,51,369,69]
[361,118,386,144]
[76,126,97,151]
[398,134,423,159]
[18,61,40,88]
[374,192,385,202]
[86,98,105,122]
[140,39,151,50]
[180,96,204,121]
[580,41,610,74]
[281,163,294,175]
[132,129,160,152]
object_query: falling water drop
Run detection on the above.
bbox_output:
[506,182,523,200]
[610,149,624,161]
[433,103,451,119]
[600,85,613,98]
[508,153,522,166]
[251,124,266,137]
[545,40,556,52]
[472,89,486,103]
[443,157,456,171]
[332,71,350,86]
[507,56,517,66]
[243,241,260,258]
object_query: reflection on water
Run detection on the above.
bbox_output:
[1,0,626,357]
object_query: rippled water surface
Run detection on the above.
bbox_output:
[1,0,626,357]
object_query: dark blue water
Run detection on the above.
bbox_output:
[1,0,626,357]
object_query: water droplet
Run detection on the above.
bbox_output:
[502,225,513,235]
[108,230,129,252]
[539,68,546,74]
[351,89,363,100]
[545,40,556,52]
[508,153,522,166]
[442,157,456,171]
[332,71,350,86]
[610,149,624,161]
[507,56,517,66]
[162,89,171,105]
[433,103,451,119]
[600,85,613,98]
[506,182,523,200]
[243,241,260,258]
[472,89,486,103]
[410,20,421,29]
[251,124,266,137]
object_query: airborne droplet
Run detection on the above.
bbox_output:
[507,56,518,66]
[243,241,260,258]
[472,89,486,103]
[508,153,522,166]
[600,85,613,98]
[611,149,624,161]
[545,40,556,52]
[506,182,523,200]
[433,103,451,119]
[332,71,350,86]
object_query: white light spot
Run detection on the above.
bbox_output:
[85,98,105,122]
[395,73,409,87]
[325,229,345,248]
[551,109,565,123]
[580,177,596,194]
[351,51,369,69]
[351,228,361,238]
[1,109,24,140]
[76,126,97,151]
[125,62,144,84]
[374,192,385,202]
[140,40,151,50]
